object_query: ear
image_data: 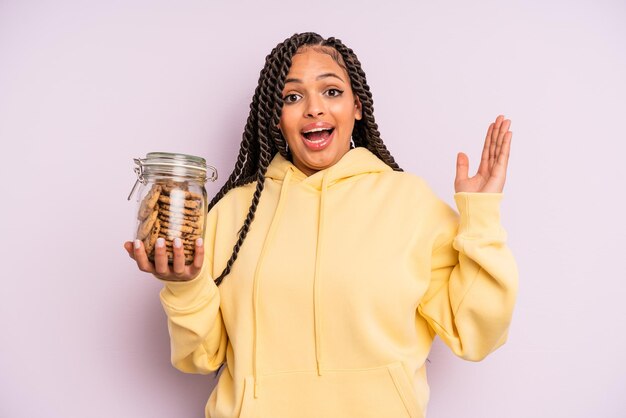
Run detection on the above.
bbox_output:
[354,96,362,120]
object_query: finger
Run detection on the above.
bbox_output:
[154,238,170,275]
[171,238,186,277]
[491,115,503,148]
[494,119,511,162]
[455,152,470,182]
[477,122,494,177]
[133,239,155,273]
[191,238,205,272]
[124,241,136,260]
[495,131,512,173]
[490,115,504,170]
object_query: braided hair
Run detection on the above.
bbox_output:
[209,32,402,286]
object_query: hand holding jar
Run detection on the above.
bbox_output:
[123,236,205,281]
[123,152,218,282]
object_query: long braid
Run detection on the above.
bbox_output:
[207,69,266,210]
[211,32,401,286]
[211,34,318,285]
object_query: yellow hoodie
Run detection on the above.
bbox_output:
[159,147,518,418]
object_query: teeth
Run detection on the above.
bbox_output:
[302,127,332,134]
[305,137,326,143]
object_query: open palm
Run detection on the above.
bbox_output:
[455,115,512,193]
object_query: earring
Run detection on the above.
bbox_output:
[350,136,355,149]
[285,143,289,154]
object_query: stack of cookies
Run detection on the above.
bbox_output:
[136,181,205,265]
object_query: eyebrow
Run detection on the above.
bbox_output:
[284,72,345,84]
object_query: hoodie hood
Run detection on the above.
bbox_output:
[265,147,393,189]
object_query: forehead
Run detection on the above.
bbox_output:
[286,48,349,79]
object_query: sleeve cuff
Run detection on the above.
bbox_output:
[453,192,506,239]
[159,273,219,311]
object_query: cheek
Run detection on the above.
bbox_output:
[280,110,304,134]
[279,109,297,132]
[278,121,297,148]
[331,101,357,122]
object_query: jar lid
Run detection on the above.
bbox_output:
[127,152,218,201]
[135,152,217,181]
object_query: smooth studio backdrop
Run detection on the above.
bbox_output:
[1,0,624,417]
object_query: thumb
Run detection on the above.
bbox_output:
[455,152,470,182]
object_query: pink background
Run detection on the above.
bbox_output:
[1,0,624,417]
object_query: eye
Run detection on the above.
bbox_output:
[326,88,344,97]
[283,93,301,104]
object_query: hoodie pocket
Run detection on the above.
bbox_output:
[238,362,423,418]
[238,376,255,418]
[387,362,424,418]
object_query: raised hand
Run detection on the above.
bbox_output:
[123,237,204,282]
[454,114,512,193]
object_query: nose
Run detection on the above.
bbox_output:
[304,96,325,118]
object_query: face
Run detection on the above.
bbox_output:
[278,47,362,176]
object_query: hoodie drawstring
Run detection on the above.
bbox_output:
[252,168,293,398]
[314,171,330,376]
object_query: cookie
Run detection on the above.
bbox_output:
[159,203,202,220]
[159,229,202,241]
[163,235,197,244]
[158,203,201,217]
[143,218,161,256]
[165,241,196,251]
[137,209,158,240]
[159,180,189,193]
[159,221,201,234]
[137,185,162,220]
[158,195,200,210]
[165,247,196,255]
[158,214,202,229]
[159,233,202,244]
[163,234,196,243]
[169,188,204,201]
[157,211,200,223]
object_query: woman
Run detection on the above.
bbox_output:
[124,32,518,418]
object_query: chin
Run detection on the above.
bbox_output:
[302,147,348,169]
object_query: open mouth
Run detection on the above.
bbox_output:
[301,127,335,143]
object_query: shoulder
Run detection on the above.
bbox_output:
[378,170,458,220]
[209,182,256,216]
[377,171,440,201]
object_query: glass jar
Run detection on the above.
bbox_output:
[127,152,218,265]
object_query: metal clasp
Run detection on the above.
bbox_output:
[126,158,146,201]
[206,164,218,182]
